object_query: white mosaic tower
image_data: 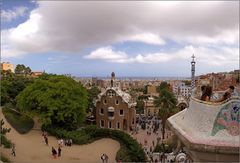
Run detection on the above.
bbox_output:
[191,54,196,90]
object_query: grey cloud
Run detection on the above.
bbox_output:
[2,1,239,57]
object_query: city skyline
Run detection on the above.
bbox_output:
[1,1,239,77]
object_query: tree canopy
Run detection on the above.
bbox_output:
[16,75,88,129]
[156,81,171,93]
[87,86,101,113]
[15,64,31,75]
[136,99,144,114]
[1,70,34,106]
[154,87,177,139]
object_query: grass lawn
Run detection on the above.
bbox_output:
[2,108,34,134]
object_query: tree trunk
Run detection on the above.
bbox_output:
[162,119,166,140]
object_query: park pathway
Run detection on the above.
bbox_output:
[0,109,120,163]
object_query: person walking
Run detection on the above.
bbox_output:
[105,154,109,163]
[52,147,57,159]
[11,143,16,157]
[45,136,48,145]
[100,154,105,163]
[58,146,62,157]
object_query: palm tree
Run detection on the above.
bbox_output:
[154,88,178,140]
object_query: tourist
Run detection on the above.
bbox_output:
[69,139,73,146]
[105,154,109,163]
[201,86,212,101]
[11,143,16,157]
[100,154,105,163]
[44,136,48,146]
[52,147,57,159]
[58,139,64,147]
[216,86,235,102]
[58,146,62,157]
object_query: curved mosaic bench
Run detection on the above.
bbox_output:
[167,96,240,162]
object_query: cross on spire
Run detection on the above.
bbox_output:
[191,54,195,61]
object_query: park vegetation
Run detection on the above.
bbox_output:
[1,64,147,162]
[2,106,34,134]
[16,74,88,130]
[154,82,178,139]
[42,125,146,162]
[0,119,12,148]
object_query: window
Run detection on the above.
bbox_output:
[117,122,120,129]
[108,111,114,117]
[120,109,124,116]
[108,121,112,128]
[100,120,104,128]
[104,99,107,104]
[116,100,119,105]
[108,107,115,118]
[100,108,104,115]
[107,90,115,97]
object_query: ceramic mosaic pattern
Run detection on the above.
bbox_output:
[211,101,240,136]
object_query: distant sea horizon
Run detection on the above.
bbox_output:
[73,76,191,80]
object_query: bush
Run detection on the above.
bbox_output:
[43,125,146,162]
[2,108,34,134]
[0,134,12,148]
[116,145,131,162]
[0,153,10,162]
[154,143,173,153]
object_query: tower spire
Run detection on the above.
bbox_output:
[111,72,115,87]
[191,54,196,92]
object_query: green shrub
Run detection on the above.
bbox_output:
[116,145,131,162]
[0,134,12,148]
[154,143,173,153]
[0,153,10,162]
[43,125,146,162]
[2,108,34,134]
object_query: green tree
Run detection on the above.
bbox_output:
[1,73,34,106]
[15,64,31,76]
[182,80,191,86]
[154,89,177,139]
[136,100,144,114]
[156,82,170,93]
[16,75,88,130]
[143,85,148,94]
[87,86,101,114]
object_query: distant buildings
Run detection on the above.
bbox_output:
[173,82,191,98]
[196,71,238,95]
[31,71,43,78]
[95,73,136,131]
[147,84,158,96]
[1,62,14,73]
[143,96,158,116]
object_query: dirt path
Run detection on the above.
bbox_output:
[0,109,120,163]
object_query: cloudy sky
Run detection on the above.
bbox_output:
[1,1,239,77]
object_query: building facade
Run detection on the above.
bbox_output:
[1,62,14,73]
[144,97,158,116]
[95,87,136,131]
[173,82,191,98]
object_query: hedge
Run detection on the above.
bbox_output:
[0,134,12,148]
[2,107,34,134]
[42,125,146,162]
[0,153,10,162]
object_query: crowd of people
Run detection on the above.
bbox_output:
[41,131,74,159]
